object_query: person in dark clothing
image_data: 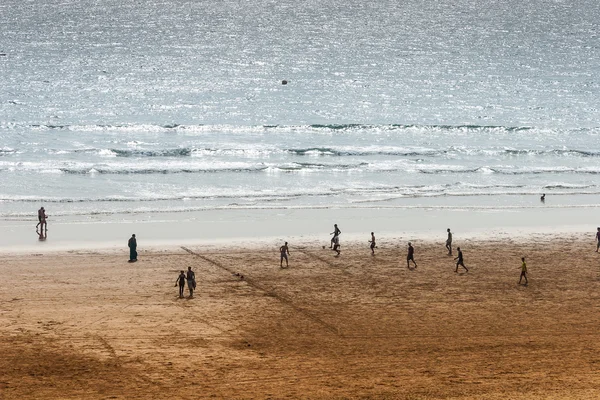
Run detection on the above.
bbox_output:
[128,234,137,262]
[330,224,341,249]
[407,242,417,269]
[186,266,196,298]
[175,270,186,298]
[454,247,468,272]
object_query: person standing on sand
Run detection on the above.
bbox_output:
[445,228,453,255]
[369,232,376,255]
[186,266,196,298]
[175,270,186,298]
[454,247,468,272]
[280,242,290,267]
[407,242,417,269]
[519,257,528,285]
[128,234,137,262]
[330,224,341,249]
[36,207,47,230]
[596,227,600,252]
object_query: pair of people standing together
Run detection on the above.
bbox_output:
[176,267,196,298]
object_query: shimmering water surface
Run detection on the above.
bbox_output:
[1,0,599,219]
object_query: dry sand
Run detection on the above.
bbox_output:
[1,234,600,399]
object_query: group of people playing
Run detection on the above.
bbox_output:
[277,225,529,284]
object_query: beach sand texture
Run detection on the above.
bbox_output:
[1,235,600,399]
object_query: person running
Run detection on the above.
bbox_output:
[128,234,137,262]
[407,242,417,269]
[596,227,600,252]
[280,242,290,267]
[186,266,196,298]
[175,270,186,298]
[332,235,341,256]
[445,228,453,255]
[330,224,341,249]
[519,257,528,285]
[36,207,47,230]
[454,247,468,272]
[369,232,376,255]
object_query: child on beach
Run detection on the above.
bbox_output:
[280,242,290,267]
[519,257,528,285]
[407,242,417,269]
[369,232,376,255]
[175,270,186,297]
[454,247,468,272]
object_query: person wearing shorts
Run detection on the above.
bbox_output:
[280,242,290,267]
[186,267,196,298]
[407,242,417,269]
[330,224,341,249]
[454,247,468,272]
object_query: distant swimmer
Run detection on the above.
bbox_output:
[540,193,546,203]
[519,257,528,285]
[446,228,453,255]
[369,232,376,255]
[596,227,600,252]
[186,266,196,298]
[175,270,186,298]
[332,235,341,256]
[128,234,137,262]
[280,242,290,268]
[407,242,417,269]
[36,207,47,231]
[330,224,341,249]
[454,247,468,273]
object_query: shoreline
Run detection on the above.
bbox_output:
[0,206,597,254]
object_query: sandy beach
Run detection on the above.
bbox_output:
[1,233,600,399]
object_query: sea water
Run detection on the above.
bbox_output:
[1,0,599,221]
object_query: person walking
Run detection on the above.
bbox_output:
[519,257,528,285]
[128,234,138,262]
[445,228,453,255]
[280,242,290,268]
[36,207,47,231]
[407,242,417,269]
[454,247,468,273]
[596,227,600,252]
[186,266,196,298]
[175,270,186,298]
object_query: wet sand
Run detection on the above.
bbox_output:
[1,234,600,399]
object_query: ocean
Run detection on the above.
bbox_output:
[2,0,599,222]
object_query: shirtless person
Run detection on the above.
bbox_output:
[454,247,468,272]
[445,228,452,255]
[280,242,290,267]
[36,207,47,230]
[330,224,341,249]
[407,242,417,269]
[369,232,376,255]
